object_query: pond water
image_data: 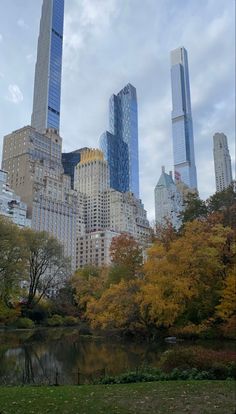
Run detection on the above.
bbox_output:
[0,328,234,385]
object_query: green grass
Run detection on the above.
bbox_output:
[0,381,235,414]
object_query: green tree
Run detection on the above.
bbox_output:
[0,217,26,306]
[206,184,236,229]
[180,192,208,225]
[22,229,71,308]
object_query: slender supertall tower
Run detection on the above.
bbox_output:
[31,0,64,133]
[171,47,197,190]
[213,133,233,192]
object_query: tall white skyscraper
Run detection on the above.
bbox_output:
[213,133,233,192]
[31,0,64,133]
[171,47,197,190]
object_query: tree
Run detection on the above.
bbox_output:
[216,269,236,321]
[140,220,234,328]
[22,229,71,308]
[0,217,26,306]
[207,184,236,229]
[109,234,143,282]
[86,279,143,332]
[72,266,109,315]
[180,192,208,225]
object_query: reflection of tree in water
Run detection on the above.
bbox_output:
[4,328,231,385]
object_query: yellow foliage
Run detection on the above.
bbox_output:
[86,279,142,330]
[216,269,236,321]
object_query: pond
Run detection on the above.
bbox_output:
[0,328,234,385]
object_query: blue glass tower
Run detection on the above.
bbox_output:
[62,148,89,189]
[171,47,197,189]
[108,83,140,198]
[31,0,64,134]
[100,131,129,193]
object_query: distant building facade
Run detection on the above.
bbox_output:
[1,126,80,270]
[31,0,64,133]
[0,169,31,228]
[213,133,233,192]
[74,149,150,268]
[171,47,197,190]
[154,166,183,229]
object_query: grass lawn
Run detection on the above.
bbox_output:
[0,381,235,414]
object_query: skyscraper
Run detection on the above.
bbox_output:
[154,166,183,230]
[213,133,233,192]
[62,148,89,189]
[108,83,139,198]
[171,47,197,190]
[100,131,129,193]
[31,0,64,133]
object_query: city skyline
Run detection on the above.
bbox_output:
[0,0,235,220]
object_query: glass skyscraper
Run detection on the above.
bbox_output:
[107,83,139,198]
[171,47,197,190]
[100,131,129,193]
[31,0,64,133]
[62,148,89,189]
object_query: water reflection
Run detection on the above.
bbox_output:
[0,328,234,385]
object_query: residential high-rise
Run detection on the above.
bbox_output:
[2,126,80,270]
[154,166,183,230]
[74,148,150,268]
[31,0,64,133]
[171,47,197,190]
[213,133,233,192]
[0,169,31,228]
[108,83,139,198]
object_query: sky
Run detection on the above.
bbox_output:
[0,0,235,221]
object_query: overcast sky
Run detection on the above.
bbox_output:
[0,0,235,220]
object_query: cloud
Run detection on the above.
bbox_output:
[26,54,34,63]
[17,19,28,29]
[6,84,24,104]
[0,34,3,42]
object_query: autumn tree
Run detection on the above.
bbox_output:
[72,266,109,315]
[216,269,236,322]
[109,234,143,282]
[140,220,234,328]
[0,217,26,306]
[86,279,144,332]
[22,229,71,308]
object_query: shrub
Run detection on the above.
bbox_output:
[47,314,64,327]
[24,302,52,323]
[159,346,236,372]
[64,316,78,326]
[15,317,35,329]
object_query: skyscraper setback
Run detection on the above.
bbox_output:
[31,0,64,133]
[171,47,197,190]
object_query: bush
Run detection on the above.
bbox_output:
[15,317,35,329]
[64,316,78,326]
[24,302,51,323]
[159,347,236,372]
[47,314,64,327]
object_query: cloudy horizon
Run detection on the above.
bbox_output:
[0,0,235,221]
